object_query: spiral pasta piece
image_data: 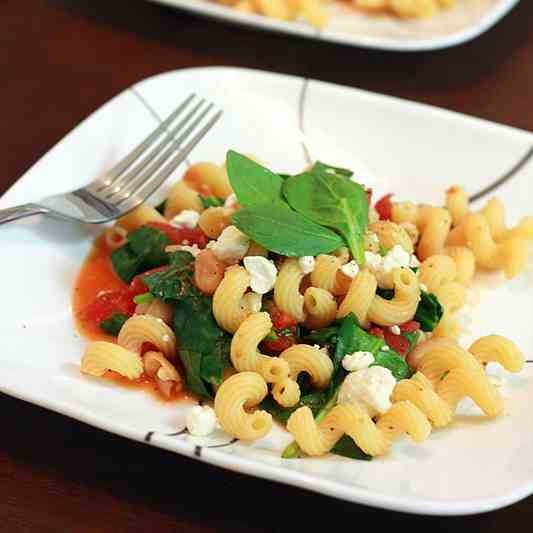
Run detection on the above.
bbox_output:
[337,269,377,327]
[418,255,456,293]
[135,298,174,325]
[391,201,418,225]
[230,312,291,383]
[213,265,251,333]
[198,207,232,239]
[117,315,176,359]
[304,287,338,329]
[437,367,503,417]
[445,185,469,226]
[369,220,413,254]
[310,255,351,296]
[279,344,333,389]
[274,258,307,322]
[391,372,453,428]
[81,341,143,380]
[469,335,524,373]
[116,204,166,232]
[443,246,476,286]
[416,207,452,260]
[214,372,273,441]
[367,267,420,326]
[164,181,203,219]
[432,281,467,339]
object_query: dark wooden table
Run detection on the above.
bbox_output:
[3,1,533,531]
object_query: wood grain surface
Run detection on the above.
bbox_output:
[2,1,533,531]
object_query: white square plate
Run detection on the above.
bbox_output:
[2,66,533,516]
[148,0,519,51]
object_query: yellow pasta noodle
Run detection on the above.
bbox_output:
[337,269,377,327]
[304,287,338,329]
[468,335,524,373]
[214,372,273,441]
[81,341,143,380]
[311,255,351,296]
[391,201,418,225]
[230,312,291,383]
[369,220,413,254]
[274,258,307,322]
[417,207,452,261]
[443,246,476,286]
[116,204,166,232]
[164,181,203,219]
[212,265,251,333]
[279,344,333,389]
[185,162,232,198]
[135,298,174,325]
[418,255,456,293]
[367,267,420,326]
[198,207,232,239]
[117,315,176,359]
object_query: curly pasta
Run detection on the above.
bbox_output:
[367,267,420,326]
[304,287,338,329]
[274,258,307,322]
[164,181,203,219]
[369,220,413,254]
[230,312,291,383]
[337,269,377,327]
[214,372,273,441]
[116,204,166,232]
[198,207,232,239]
[81,341,143,380]
[416,207,452,261]
[117,315,176,359]
[310,255,351,296]
[212,265,251,333]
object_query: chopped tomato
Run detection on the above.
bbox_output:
[374,193,393,220]
[400,320,420,333]
[271,309,298,330]
[384,330,410,357]
[144,222,208,248]
[78,289,136,327]
[141,342,158,355]
[130,266,169,297]
[262,332,297,353]
[369,326,384,338]
[197,184,213,197]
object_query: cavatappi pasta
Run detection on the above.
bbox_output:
[74,153,529,458]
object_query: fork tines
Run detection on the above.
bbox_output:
[89,94,223,211]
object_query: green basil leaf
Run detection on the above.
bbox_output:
[415,291,444,332]
[282,171,368,264]
[232,204,343,256]
[311,161,353,178]
[226,150,284,207]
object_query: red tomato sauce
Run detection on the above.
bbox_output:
[72,232,189,402]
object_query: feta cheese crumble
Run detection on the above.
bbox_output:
[208,225,250,263]
[171,209,200,229]
[298,256,316,274]
[243,256,278,294]
[186,405,218,437]
[390,325,401,335]
[340,260,360,279]
[342,351,374,372]
[382,245,411,273]
[420,283,428,292]
[364,251,382,271]
[337,366,396,418]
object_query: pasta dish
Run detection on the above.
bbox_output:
[73,151,530,460]
[208,0,457,29]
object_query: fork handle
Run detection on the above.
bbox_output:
[0,203,48,225]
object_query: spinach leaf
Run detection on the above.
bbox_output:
[141,252,195,302]
[173,279,232,399]
[415,291,444,332]
[232,203,343,256]
[371,351,413,381]
[311,161,353,179]
[200,195,224,209]
[305,325,339,345]
[111,226,171,283]
[99,312,129,336]
[402,330,420,355]
[226,150,284,207]
[282,171,368,264]
[331,435,371,461]
[261,390,327,425]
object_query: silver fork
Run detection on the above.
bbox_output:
[0,94,222,225]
